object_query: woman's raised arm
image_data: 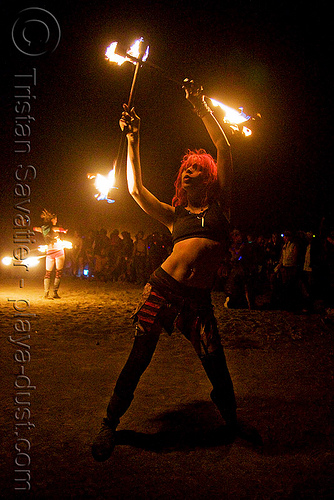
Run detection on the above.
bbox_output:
[120,104,175,231]
[183,80,233,218]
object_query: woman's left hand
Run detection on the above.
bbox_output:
[119,104,140,135]
[182,78,205,108]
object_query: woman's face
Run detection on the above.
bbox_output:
[181,163,205,190]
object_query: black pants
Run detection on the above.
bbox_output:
[107,268,237,427]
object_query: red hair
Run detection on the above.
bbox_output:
[172,149,218,207]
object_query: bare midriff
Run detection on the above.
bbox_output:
[161,237,222,289]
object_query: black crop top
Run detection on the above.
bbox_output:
[172,201,230,247]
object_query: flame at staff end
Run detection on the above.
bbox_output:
[87,168,117,203]
[127,37,149,62]
[208,97,254,137]
[105,42,127,65]
[2,255,41,268]
[209,98,251,124]
[2,256,12,266]
[105,38,149,66]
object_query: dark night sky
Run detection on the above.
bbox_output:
[1,0,333,252]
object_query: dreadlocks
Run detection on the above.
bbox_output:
[41,209,56,222]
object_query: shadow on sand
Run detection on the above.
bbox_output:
[115,401,263,452]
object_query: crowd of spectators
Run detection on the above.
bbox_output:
[64,225,334,313]
[64,228,172,286]
[216,227,334,313]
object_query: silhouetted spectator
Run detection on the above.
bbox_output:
[94,228,111,280]
[109,229,123,281]
[133,231,148,285]
[274,231,300,311]
[118,231,134,282]
[147,233,169,275]
[224,229,250,309]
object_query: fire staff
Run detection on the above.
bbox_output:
[33,209,67,299]
[92,80,237,461]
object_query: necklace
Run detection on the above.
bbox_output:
[187,207,209,227]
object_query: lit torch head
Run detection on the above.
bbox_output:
[105,42,127,65]
[126,37,149,62]
[88,168,117,203]
[24,257,40,268]
[61,240,73,249]
[2,255,41,268]
[105,37,149,65]
[209,98,253,137]
[38,245,48,253]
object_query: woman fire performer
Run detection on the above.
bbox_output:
[92,80,237,461]
[33,209,67,299]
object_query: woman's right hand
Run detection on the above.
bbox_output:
[182,78,205,108]
[119,104,140,135]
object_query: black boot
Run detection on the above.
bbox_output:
[91,392,133,462]
[53,278,61,298]
[91,418,117,462]
[92,333,159,461]
[44,278,51,299]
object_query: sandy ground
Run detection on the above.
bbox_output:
[0,276,333,499]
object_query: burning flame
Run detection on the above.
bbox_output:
[105,42,126,66]
[2,240,73,269]
[61,240,73,249]
[209,98,253,137]
[209,98,251,124]
[88,169,116,203]
[38,240,73,253]
[24,257,40,268]
[242,126,252,137]
[2,255,40,268]
[127,38,149,61]
[105,37,149,66]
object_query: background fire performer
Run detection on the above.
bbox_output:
[33,209,68,299]
[92,80,237,461]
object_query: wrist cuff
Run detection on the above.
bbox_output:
[193,101,212,119]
